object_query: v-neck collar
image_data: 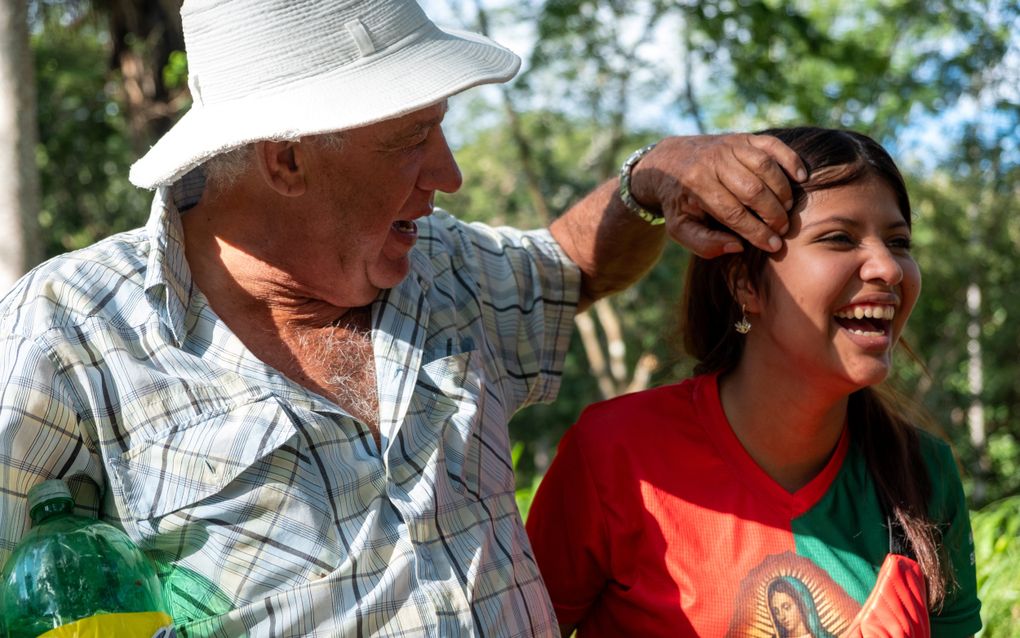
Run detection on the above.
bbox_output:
[694,373,850,518]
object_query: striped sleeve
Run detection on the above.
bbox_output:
[447,219,581,412]
[0,333,101,564]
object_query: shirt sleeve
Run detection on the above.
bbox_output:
[926,438,982,637]
[526,426,610,627]
[0,333,102,566]
[441,215,581,411]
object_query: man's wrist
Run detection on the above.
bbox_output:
[618,142,664,225]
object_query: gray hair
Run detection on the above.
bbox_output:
[201,132,349,191]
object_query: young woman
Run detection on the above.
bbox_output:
[526,128,981,637]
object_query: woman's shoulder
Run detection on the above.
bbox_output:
[913,428,956,471]
[910,428,968,517]
[577,374,698,416]
[568,375,715,446]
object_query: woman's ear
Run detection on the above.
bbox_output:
[727,261,763,314]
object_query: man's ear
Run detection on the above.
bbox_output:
[255,140,306,197]
[727,260,763,314]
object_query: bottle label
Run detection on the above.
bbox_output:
[37,612,175,638]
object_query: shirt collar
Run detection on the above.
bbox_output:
[406,238,433,295]
[143,186,193,347]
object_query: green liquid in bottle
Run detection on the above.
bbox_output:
[0,480,174,638]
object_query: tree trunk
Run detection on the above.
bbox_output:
[0,1,42,292]
[966,203,989,503]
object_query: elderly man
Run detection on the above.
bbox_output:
[0,0,804,636]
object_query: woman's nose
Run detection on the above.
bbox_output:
[860,243,904,286]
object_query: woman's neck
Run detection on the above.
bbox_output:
[718,359,849,494]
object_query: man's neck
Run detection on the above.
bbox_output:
[181,201,380,440]
[182,193,358,329]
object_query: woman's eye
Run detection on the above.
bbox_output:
[820,233,855,246]
[888,236,912,250]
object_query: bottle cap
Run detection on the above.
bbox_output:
[27,479,74,514]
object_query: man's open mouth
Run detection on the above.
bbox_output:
[392,220,417,234]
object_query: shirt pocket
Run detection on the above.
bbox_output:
[108,393,298,520]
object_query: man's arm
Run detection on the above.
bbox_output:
[0,333,98,565]
[549,133,806,310]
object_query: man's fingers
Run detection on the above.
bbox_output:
[667,216,745,259]
[691,183,783,253]
[648,133,804,256]
[717,159,790,234]
[747,134,808,183]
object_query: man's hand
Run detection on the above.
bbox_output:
[549,132,807,310]
[630,134,808,257]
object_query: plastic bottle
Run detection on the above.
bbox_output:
[0,480,175,638]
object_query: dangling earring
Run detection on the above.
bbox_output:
[734,304,751,334]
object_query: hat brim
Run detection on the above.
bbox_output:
[129,24,520,189]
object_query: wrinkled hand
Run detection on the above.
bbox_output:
[630,134,807,257]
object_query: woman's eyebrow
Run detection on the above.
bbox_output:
[799,215,909,231]
[799,215,861,231]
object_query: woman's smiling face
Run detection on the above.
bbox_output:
[741,172,921,393]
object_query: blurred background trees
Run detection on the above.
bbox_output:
[22,0,186,262]
[5,0,1019,631]
[0,1,42,285]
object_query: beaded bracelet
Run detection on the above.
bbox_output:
[618,142,664,225]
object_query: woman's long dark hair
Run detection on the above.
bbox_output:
[679,127,949,608]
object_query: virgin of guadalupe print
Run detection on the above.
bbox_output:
[725,552,860,637]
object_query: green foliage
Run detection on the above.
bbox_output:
[703,0,1011,135]
[511,441,543,522]
[904,129,1020,504]
[439,107,597,227]
[972,496,1020,635]
[519,0,1018,138]
[33,10,150,258]
[162,50,189,92]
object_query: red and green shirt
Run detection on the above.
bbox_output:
[526,374,981,637]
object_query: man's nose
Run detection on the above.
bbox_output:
[420,126,463,194]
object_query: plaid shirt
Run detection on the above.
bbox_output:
[0,180,579,637]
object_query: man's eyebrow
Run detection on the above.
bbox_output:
[406,117,442,136]
[387,113,445,145]
[402,103,448,136]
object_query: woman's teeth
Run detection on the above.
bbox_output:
[392,220,417,233]
[833,304,895,337]
[834,305,895,320]
[846,326,885,336]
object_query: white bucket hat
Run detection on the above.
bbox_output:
[129,0,521,189]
